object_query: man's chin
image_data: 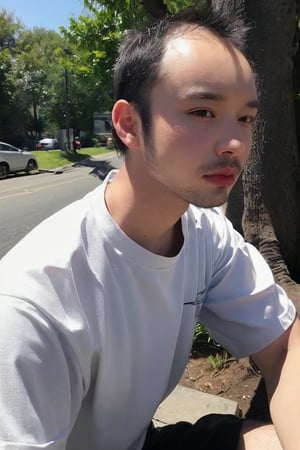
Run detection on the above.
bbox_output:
[190,196,229,209]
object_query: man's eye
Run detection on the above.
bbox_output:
[239,115,256,124]
[190,109,213,118]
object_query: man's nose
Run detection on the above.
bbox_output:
[215,121,249,156]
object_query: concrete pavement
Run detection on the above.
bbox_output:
[153,385,241,427]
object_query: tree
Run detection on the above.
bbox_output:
[13,28,64,139]
[60,0,195,135]
[60,0,158,124]
[0,9,21,142]
[0,14,65,145]
[59,13,119,137]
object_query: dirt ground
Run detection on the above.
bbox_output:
[180,354,271,420]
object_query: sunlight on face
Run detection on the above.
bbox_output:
[140,29,258,209]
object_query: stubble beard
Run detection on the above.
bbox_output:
[166,181,233,209]
[143,134,242,209]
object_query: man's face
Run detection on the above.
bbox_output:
[140,29,258,208]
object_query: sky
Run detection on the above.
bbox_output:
[0,0,86,31]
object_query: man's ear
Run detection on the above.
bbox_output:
[112,100,142,150]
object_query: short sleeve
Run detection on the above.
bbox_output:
[198,210,296,358]
[0,296,84,449]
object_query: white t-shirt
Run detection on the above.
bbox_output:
[0,171,295,449]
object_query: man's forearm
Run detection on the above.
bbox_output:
[266,320,300,449]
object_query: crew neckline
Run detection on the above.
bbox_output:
[90,170,188,270]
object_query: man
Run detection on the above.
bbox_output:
[0,3,299,450]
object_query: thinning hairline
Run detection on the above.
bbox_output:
[162,22,244,55]
[156,24,250,84]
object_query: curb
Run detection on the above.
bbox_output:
[38,168,64,174]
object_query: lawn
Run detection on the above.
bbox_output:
[32,147,113,170]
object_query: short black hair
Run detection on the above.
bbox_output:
[112,2,252,153]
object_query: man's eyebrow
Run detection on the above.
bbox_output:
[247,99,259,109]
[180,90,259,109]
[181,91,225,101]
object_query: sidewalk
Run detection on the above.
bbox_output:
[153,385,240,427]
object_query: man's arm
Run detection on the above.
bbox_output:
[0,295,84,448]
[252,316,300,449]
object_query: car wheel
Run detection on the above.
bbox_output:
[0,162,9,179]
[26,159,38,173]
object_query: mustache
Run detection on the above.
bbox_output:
[200,157,242,173]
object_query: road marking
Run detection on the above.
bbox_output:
[0,174,72,196]
[0,175,93,201]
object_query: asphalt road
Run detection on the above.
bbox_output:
[0,152,122,259]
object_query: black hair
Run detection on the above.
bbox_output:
[112,1,252,153]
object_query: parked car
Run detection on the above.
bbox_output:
[0,142,38,179]
[36,138,58,150]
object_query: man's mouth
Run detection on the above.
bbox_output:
[203,168,238,186]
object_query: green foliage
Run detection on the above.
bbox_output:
[0,13,66,142]
[0,8,20,49]
[57,0,206,132]
[0,9,22,140]
[192,323,223,354]
[208,352,228,370]
[166,0,198,13]
[59,1,149,117]
[192,323,228,370]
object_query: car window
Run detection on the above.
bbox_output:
[0,144,18,152]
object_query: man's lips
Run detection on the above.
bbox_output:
[203,168,238,186]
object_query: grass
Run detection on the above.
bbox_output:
[192,324,224,355]
[32,147,113,170]
[192,323,229,370]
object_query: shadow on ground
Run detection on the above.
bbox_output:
[74,158,118,181]
[245,378,271,421]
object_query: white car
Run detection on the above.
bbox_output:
[0,142,38,179]
[36,138,58,150]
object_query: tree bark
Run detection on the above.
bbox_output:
[246,1,300,275]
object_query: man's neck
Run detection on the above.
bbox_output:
[104,163,186,257]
